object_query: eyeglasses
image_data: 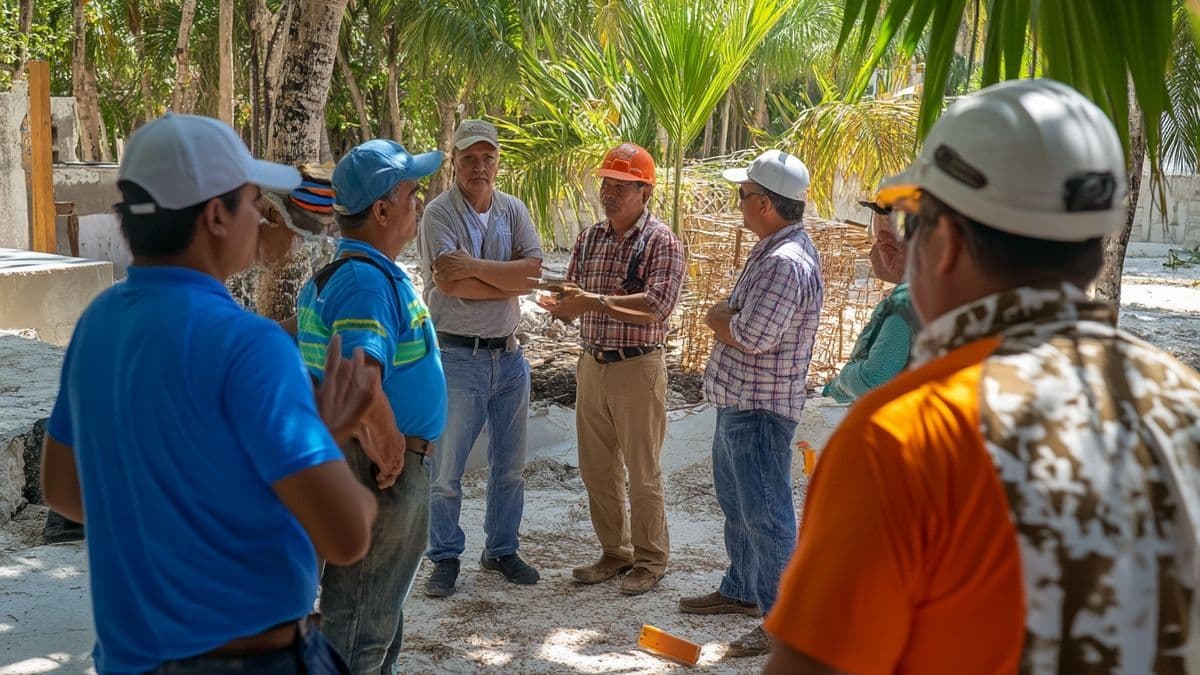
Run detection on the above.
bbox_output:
[600,178,643,194]
[891,210,920,241]
[738,187,767,203]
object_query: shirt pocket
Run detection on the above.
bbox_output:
[487,215,513,261]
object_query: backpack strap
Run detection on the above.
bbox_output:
[313,253,404,313]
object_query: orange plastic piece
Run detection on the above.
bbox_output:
[638,624,701,666]
[797,441,817,476]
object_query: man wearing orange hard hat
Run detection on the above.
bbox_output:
[544,142,684,595]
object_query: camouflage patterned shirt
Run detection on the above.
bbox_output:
[767,282,1200,673]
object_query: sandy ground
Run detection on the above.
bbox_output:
[4,244,1200,674]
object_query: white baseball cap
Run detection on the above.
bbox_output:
[722,149,810,201]
[119,113,300,211]
[876,78,1126,242]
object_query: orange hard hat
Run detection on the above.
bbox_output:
[596,142,655,185]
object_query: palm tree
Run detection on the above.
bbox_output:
[837,0,1200,305]
[613,0,797,234]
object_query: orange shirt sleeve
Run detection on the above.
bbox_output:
[765,409,923,675]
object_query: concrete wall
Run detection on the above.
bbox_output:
[49,96,79,163]
[53,164,128,276]
[0,248,113,346]
[0,81,30,250]
[1133,172,1200,247]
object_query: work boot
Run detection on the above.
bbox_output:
[724,625,772,659]
[424,558,460,597]
[618,567,663,595]
[678,590,760,616]
[572,555,634,584]
[480,552,540,585]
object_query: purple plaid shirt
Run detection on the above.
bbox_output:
[703,222,823,421]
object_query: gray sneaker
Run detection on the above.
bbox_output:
[725,625,772,659]
[480,552,540,585]
[424,558,460,597]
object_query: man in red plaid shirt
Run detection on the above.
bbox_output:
[543,142,684,595]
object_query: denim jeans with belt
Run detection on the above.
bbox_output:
[712,405,799,614]
[427,344,530,562]
[319,441,430,675]
[149,622,349,674]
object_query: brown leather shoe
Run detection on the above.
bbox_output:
[678,590,760,616]
[572,555,634,584]
[724,625,772,659]
[618,567,663,595]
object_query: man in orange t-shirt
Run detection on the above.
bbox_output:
[764,79,1200,674]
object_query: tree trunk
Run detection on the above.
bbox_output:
[266,0,349,165]
[129,4,155,126]
[718,91,731,156]
[13,0,33,81]
[428,97,458,197]
[752,71,768,131]
[72,0,99,162]
[217,0,235,124]
[385,28,403,140]
[263,0,296,145]
[701,112,714,159]
[1095,101,1146,306]
[336,43,371,142]
[171,0,199,113]
[94,89,112,162]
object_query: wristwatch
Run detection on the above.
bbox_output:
[596,294,609,309]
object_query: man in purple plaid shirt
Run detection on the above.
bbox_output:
[680,149,823,659]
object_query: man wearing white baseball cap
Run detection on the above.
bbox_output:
[680,149,824,658]
[765,79,1200,673]
[40,112,380,673]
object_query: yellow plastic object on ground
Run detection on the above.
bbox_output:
[638,624,702,666]
[797,441,817,476]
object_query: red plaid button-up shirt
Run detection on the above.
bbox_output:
[566,211,685,349]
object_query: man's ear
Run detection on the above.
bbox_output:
[642,185,654,206]
[371,198,389,228]
[934,214,964,276]
[200,197,227,237]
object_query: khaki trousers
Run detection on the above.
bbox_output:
[575,350,669,574]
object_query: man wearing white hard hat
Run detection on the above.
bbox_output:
[765,79,1200,673]
[681,149,824,658]
[39,113,380,673]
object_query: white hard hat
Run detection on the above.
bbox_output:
[876,78,1127,242]
[723,149,810,201]
[120,113,300,211]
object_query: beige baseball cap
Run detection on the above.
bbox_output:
[452,119,499,150]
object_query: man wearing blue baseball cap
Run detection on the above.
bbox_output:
[40,112,379,673]
[296,138,447,673]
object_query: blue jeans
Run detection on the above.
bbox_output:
[320,443,430,675]
[712,406,799,614]
[427,344,530,562]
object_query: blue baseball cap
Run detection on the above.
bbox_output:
[332,139,444,215]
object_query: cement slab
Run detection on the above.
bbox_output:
[0,249,112,347]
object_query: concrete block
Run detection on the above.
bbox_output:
[0,248,113,346]
[0,334,64,523]
[0,81,30,250]
[49,97,79,163]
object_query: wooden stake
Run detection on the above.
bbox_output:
[27,60,56,254]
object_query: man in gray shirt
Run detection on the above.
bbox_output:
[418,119,544,597]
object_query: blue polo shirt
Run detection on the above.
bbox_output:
[296,238,447,442]
[45,266,343,675]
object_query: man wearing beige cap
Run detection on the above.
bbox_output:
[418,119,544,597]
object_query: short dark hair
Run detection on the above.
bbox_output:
[763,187,806,222]
[333,183,401,231]
[115,181,242,257]
[918,192,1103,287]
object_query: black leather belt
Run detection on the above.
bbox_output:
[438,332,511,350]
[583,344,661,364]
